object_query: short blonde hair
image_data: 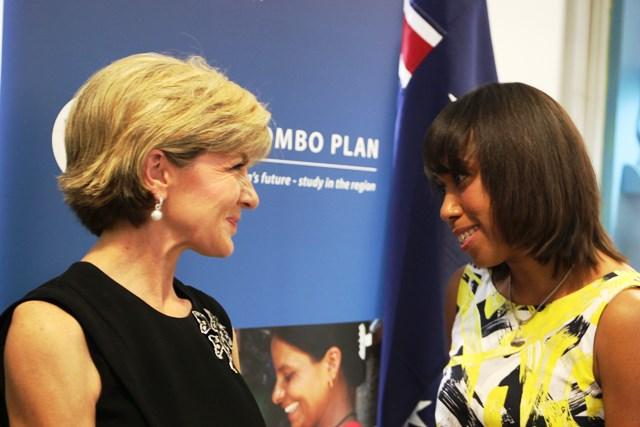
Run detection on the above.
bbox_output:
[59,52,271,235]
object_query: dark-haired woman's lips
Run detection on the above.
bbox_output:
[456,225,479,249]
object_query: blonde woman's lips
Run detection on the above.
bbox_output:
[227,217,239,231]
[284,401,300,414]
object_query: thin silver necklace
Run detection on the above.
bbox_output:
[507,267,573,347]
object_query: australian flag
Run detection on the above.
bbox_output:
[378,1,496,426]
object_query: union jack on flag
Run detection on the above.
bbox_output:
[398,0,443,89]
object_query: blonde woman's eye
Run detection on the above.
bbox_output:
[230,162,247,171]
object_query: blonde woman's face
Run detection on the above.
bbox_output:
[162,151,259,257]
[270,337,332,427]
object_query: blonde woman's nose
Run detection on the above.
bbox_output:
[240,176,259,209]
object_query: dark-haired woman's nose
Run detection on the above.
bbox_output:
[440,192,462,225]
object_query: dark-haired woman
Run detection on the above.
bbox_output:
[423,82,640,425]
[270,325,365,427]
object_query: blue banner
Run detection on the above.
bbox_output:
[0,0,401,328]
[378,0,497,425]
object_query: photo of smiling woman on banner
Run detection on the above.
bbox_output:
[270,325,364,427]
[0,52,271,426]
[238,322,377,427]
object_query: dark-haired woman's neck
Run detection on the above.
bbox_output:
[502,253,630,306]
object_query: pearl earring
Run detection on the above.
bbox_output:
[150,198,164,221]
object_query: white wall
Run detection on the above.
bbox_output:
[487,0,566,100]
[486,0,609,184]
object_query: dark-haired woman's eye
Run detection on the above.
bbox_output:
[431,178,445,195]
[453,173,468,187]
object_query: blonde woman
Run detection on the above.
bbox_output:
[1,53,271,426]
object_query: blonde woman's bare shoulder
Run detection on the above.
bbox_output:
[7,299,84,338]
[4,300,100,426]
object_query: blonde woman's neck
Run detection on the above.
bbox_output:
[81,220,192,317]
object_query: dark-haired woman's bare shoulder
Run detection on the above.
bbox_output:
[4,300,101,426]
[594,281,640,424]
[444,266,466,348]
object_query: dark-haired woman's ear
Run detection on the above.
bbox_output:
[324,346,342,387]
[142,148,170,199]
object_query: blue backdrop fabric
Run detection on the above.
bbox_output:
[378,1,496,425]
[0,0,401,327]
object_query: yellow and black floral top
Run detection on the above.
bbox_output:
[436,264,640,426]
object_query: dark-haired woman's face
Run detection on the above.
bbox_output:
[270,337,331,427]
[434,162,510,268]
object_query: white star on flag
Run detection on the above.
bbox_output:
[403,400,432,427]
